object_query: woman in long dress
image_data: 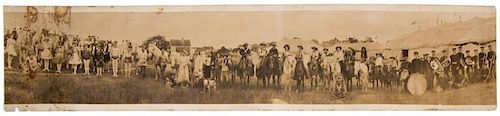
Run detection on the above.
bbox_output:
[5,31,18,69]
[54,42,65,73]
[68,43,82,75]
[193,52,206,79]
[281,45,296,91]
[41,38,53,71]
[176,51,190,86]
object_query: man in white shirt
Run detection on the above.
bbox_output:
[375,53,384,67]
[332,46,345,62]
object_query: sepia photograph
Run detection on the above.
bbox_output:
[2,5,497,111]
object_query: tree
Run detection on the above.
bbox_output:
[348,37,358,43]
[142,35,169,50]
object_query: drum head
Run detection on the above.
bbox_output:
[407,73,427,96]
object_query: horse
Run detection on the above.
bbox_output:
[308,57,321,88]
[367,57,383,89]
[294,57,307,92]
[228,52,241,85]
[238,53,253,87]
[255,56,268,87]
[255,54,282,87]
[354,61,369,92]
[341,50,356,91]
[320,56,334,89]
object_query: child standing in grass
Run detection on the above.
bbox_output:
[95,47,105,76]
[82,45,93,75]
[68,43,82,75]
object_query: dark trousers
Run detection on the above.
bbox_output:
[296,78,304,92]
[139,66,146,79]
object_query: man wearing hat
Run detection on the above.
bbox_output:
[309,47,321,87]
[294,45,307,92]
[410,52,424,74]
[332,46,344,63]
[478,46,487,73]
[267,43,280,85]
[430,50,438,61]
[240,43,251,59]
[450,47,465,87]
[487,45,496,80]
[268,43,278,57]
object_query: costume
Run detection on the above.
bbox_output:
[68,47,82,65]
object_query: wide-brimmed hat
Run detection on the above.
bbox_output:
[270,42,276,46]
[283,44,290,48]
[297,45,303,49]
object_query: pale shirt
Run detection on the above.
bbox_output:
[138,50,148,66]
[332,51,345,62]
[375,56,384,66]
[170,52,181,65]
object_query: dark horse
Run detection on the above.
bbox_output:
[257,55,282,87]
[308,58,321,87]
[238,54,253,87]
[341,50,356,91]
[294,57,307,92]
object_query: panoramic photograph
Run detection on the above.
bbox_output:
[2,5,496,110]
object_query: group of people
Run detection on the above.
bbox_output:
[4,27,140,78]
[4,26,497,95]
[402,46,496,91]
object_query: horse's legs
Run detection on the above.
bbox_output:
[277,75,281,88]
[347,78,352,91]
[246,75,250,88]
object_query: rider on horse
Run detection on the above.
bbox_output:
[294,45,307,92]
[309,47,321,88]
[239,43,252,87]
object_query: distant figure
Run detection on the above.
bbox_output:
[360,47,367,62]
[68,43,82,75]
[110,41,121,77]
[282,45,295,91]
[5,32,18,69]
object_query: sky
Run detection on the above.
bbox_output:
[4,5,496,48]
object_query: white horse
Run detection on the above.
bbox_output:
[354,61,369,91]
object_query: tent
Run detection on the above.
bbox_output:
[387,17,496,50]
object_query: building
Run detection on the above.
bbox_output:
[169,38,191,53]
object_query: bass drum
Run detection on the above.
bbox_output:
[407,73,427,96]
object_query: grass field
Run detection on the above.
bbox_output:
[4,70,497,105]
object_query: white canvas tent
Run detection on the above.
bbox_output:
[387,17,496,50]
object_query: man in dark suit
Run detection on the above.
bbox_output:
[410,52,423,74]
[487,45,496,81]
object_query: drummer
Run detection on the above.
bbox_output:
[410,52,424,74]
[450,47,466,87]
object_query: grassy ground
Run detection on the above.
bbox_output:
[4,69,496,105]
